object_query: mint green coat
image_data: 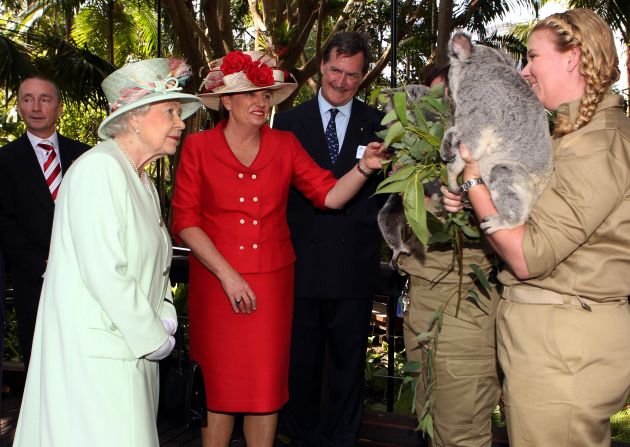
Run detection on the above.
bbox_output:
[13,139,176,447]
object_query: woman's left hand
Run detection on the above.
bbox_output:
[361,142,389,171]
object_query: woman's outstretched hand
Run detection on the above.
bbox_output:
[362,142,390,171]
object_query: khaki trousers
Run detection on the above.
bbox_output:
[403,278,501,447]
[497,297,630,447]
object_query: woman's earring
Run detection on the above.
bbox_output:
[135,127,140,135]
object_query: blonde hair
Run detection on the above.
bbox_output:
[531,8,619,137]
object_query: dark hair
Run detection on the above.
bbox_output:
[422,64,450,88]
[18,75,62,102]
[322,32,371,74]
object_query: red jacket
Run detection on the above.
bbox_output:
[172,120,337,273]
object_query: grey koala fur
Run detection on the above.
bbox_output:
[440,31,552,234]
[378,85,442,268]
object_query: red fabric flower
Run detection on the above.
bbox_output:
[220,51,252,75]
[246,61,274,87]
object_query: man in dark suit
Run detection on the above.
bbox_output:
[274,32,384,446]
[0,76,89,372]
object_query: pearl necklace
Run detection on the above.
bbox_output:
[113,138,147,183]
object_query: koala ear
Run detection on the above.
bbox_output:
[450,31,473,61]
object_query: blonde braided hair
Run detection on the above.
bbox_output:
[532,9,619,137]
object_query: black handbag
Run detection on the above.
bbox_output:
[158,324,207,428]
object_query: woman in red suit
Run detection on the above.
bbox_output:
[171,51,386,447]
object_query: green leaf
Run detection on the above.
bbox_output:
[377,164,416,189]
[381,109,398,126]
[374,178,409,194]
[426,212,445,234]
[428,232,451,244]
[413,331,433,343]
[404,175,428,245]
[422,95,448,115]
[466,289,490,314]
[461,225,481,239]
[409,138,432,160]
[384,121,404,147]
[469,263,493,294]
[412,102,429,131]
[425,413,435,439]
[393,91,408,126]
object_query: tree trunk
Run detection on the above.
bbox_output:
[435,0,453,66]
[108,0,114,65]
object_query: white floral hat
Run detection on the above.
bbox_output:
[98,58,202,139]
[198,50,298,110]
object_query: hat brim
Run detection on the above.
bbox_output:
[197,82,298,110]
[98,92,202,140]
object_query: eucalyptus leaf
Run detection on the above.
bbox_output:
[381,109,398,126]
[384,121,404,147]
[374,178,410,194]
[422,95,448,114]
[469,263,493,294]
[462,225,481,238]
[404,175,428,245]
[409,139,433,160]
[426,212,445,235]
[428,232,451,244]
[466,289,490,314]
[414,331,433,343]
[393,91,409,126]
[413,102,429,131]
[377,164,416,189]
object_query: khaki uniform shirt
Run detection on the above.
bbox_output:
[500,94,630,302]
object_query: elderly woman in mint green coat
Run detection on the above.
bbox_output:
[13,59,201,447]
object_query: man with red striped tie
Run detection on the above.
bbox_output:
[0,76,89,372]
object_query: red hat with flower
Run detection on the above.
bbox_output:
[198,50,297,110]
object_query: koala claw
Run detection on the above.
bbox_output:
[480,214,506,234]
[389,247,411,270]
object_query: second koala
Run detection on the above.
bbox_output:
[441,31,552,234]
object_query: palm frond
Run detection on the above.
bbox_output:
[0,32,35,94]
[30,33,114,108]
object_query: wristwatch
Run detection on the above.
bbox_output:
[459,177,484,195]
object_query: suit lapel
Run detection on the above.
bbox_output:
[15,134,55,212]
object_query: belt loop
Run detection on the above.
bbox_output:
[562,295,571,305]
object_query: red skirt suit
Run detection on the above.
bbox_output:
[171,121,337,412]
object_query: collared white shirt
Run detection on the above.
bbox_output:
[318,89,353,153]
[27,131,62,175]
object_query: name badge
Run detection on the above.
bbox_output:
[356,145,366,159]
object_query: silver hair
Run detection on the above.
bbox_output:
[101,105,151,138]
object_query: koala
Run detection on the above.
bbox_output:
[440,31,552,234]
[378,179,442,269]
[378,85,443,268]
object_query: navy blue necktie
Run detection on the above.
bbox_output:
[325,108,340,164]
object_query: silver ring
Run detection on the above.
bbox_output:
[235,298,242,305]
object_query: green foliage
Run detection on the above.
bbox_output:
[375,85,480,248]
[365,337,415,415]
[3,307,23,362]
[612,407,630,442]
[375,85,498,439]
